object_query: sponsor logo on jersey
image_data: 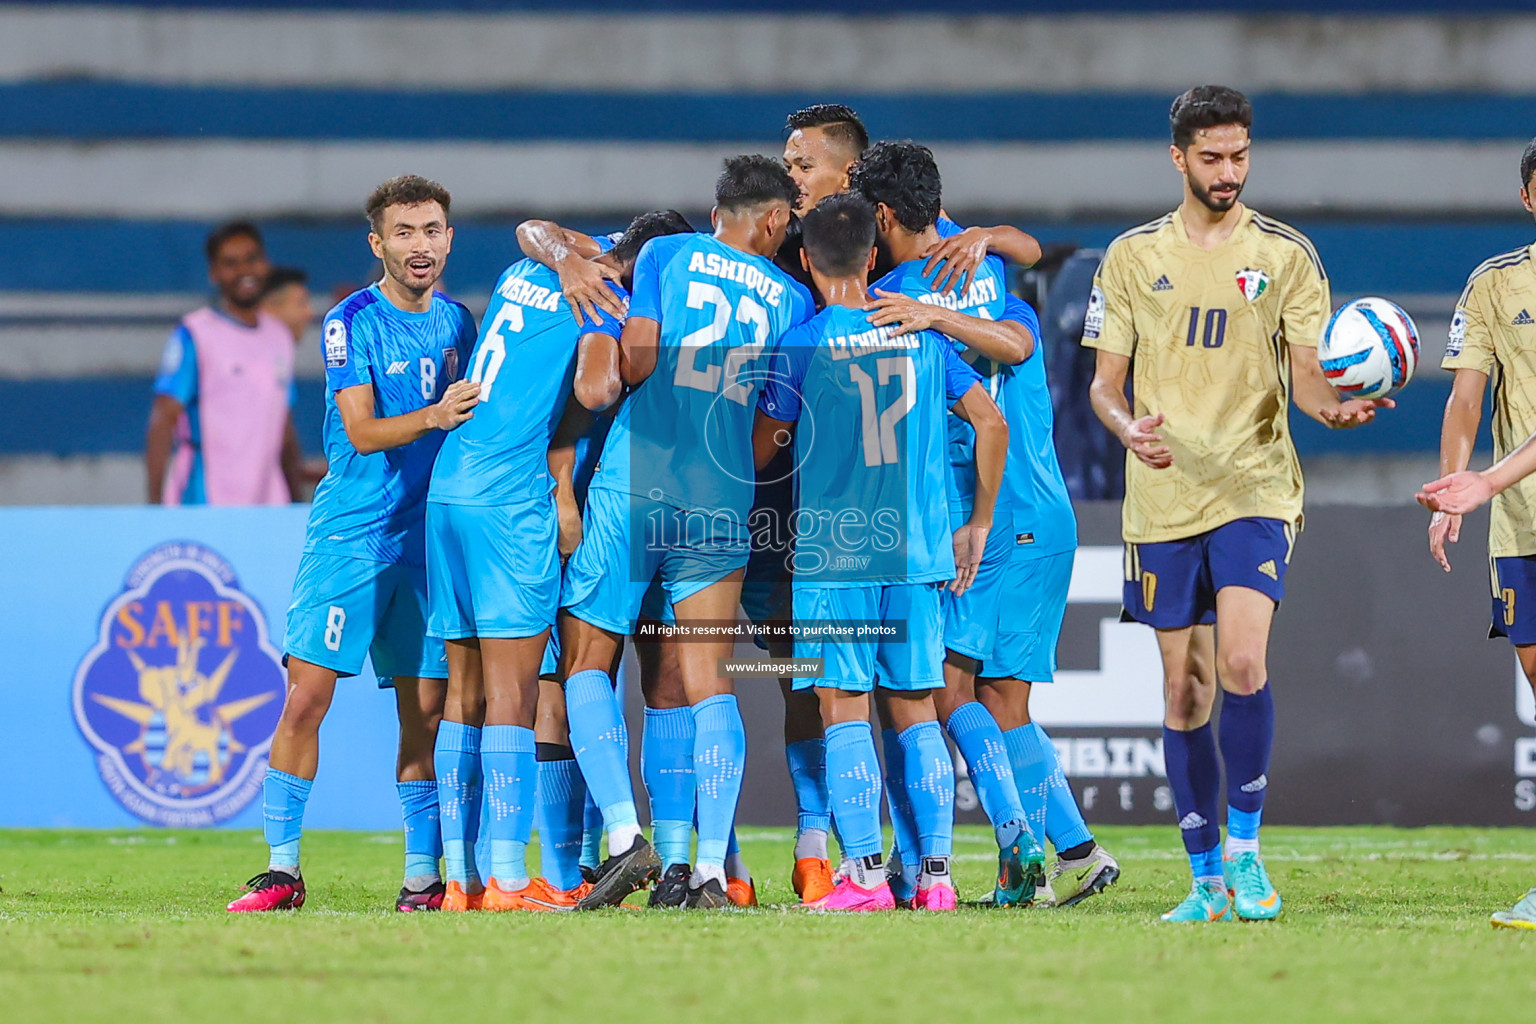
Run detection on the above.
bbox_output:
[1151,274,1173,292]
[72,542,284,827]
[1015,532,1035,546]
[1083,285,1106,338]
[1446,309,1467,357]
[1257,559,1279,581]
[1236,268,1271,302]
[324,319,348,368]
[1514,309,1535,326]
[1178,811,1208,831]
[386,361,410,375]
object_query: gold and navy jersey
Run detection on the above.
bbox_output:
[1442,243,1536,558]
[1082,206,1330,544]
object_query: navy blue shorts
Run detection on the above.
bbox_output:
[1121,517,1296,630]
[1491,555,1536,645]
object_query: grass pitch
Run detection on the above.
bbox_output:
[1,826,1533,1024]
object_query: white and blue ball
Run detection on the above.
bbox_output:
[1318,297,1419,401]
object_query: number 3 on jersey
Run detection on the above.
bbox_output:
[851,355,915,467]
[674,281,768,405]
[467,303,524,401]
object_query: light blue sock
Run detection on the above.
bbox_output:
[535,757,586,892]
[824,721,883,860]
[898,721,954,859]
[1227,807,1263,842]
[642,705,696,868]
[1191,844,1225,885]
[482,725,536,889]
[944,702,1029,848]
[263,768,311,872]
[434,720,482,887]
[785,738,832,834]
[691,694,746,872]
[1005,723,1094,853]
[881,727,919,894]
[396,780,441,881]
[565,670,639,833]
[580,794,603,870]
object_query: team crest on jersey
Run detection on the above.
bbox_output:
[72,542,284,827]
[324,319,348,368]
[443,347,460,381]
[1236,269,1271,302]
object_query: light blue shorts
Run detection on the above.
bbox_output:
[791,581,945,693]
[285,551,446,683]
[940,513,1013,661]
[561,487,749,635]
[980,548,1075,683]
[426,499,558,641]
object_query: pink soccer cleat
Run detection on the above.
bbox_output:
[914,879,957,911]
[805,876,896,912]
[227,870,305,912]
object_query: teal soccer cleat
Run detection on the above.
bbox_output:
[1225,851,1282,921]
[991,821,1047,907]
[1491,889,1536,931]
[1159,879,1233,923]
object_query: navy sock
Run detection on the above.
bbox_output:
[1163,723,1222,867]
[944,702,1029,848]
[396,779,441,882]
[1219,687,1274,846]
[534,756,586,892]
[824,721,883,860]
[642,706,696,868]
[263,769,311,873]
[691,694,746,874]
[898,721,954,859]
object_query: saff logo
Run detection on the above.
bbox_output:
[73,542,284,826]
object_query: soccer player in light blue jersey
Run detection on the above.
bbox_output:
[753,193,1008,911]
[853,142,1058,906]
[229,176,480,914]
[423,212,694,912]
[562,155,813,909]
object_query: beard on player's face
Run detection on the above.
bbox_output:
[381,244,444,295]
[1188,170,1245,213]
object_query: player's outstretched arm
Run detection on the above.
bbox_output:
[1289,343,1395,429]
[922,225,1042,295]
[1420,427,1536,517]
[1427,367,1489,571]
[752,410,794,471]
[948,383,1008,595]
[865,290,1033,364]
[1088,350,1172,469]
[574,330,623,411]
[617,316,660,387]
[334,380,480,455]
[516,218,625,326]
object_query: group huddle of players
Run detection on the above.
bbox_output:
[219,84,1536,928]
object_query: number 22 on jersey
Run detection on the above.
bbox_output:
[674,281,768,405]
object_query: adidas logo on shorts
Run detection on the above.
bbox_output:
[1178,812,1208,831]
[1513,309,1535,326]
[1240,774,1269,794]
[1152,274,1174,292]
[1257,559,1278,581]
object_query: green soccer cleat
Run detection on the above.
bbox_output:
[1160,879,1233,923]
[1491,889,1536,931]
[991,821,1047,908]
[1225,851,1282,921]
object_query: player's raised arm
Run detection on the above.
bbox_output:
[865,289,1033,363]
[922,223,1043,295]
[516,217,625,326]
[334,380,479,455]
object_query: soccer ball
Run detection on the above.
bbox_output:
[1318,297,1419,401]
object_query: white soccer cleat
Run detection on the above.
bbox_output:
[1049,844,1121,908]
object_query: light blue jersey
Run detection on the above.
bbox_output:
[870,253,1009,520]
[304,285,477,567]
[759,305,978,586]
[429,260,623,506]
[589,232,813,520]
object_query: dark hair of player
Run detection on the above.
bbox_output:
[610,210,695,264]
[800,194,877,278]
[1169,85,1253,150]
[848,140,941,233]
[365,175,453,233]
[205,220,263,263]
[262,265,308,296]
[715,155,799,213]
[784,103,870,159]
[1521,137,1536,189]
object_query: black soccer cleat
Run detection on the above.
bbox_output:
[648,863,692,909]
[684,876,732,910]
[395,880,446,912]
[575,835,661,910]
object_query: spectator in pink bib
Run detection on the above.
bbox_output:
[145,221,305,505]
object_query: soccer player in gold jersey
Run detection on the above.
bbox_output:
[1084,85,1389,923]
[1421,137,1536,932]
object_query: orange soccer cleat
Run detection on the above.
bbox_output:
[793,857,835,904]
[481,876,578,912]
[442,880,485,912]
[726,875,758,908]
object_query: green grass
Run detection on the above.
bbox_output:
[1,826,1533,1023]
